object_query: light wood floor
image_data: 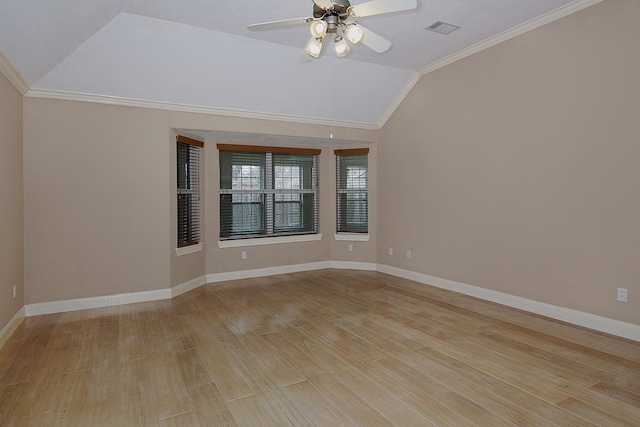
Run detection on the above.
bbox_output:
[1,270,639,426]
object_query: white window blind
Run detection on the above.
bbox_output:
[177,135,203,247]
[336,148,369,233]
[219,144,320,240]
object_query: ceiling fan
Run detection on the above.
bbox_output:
[248,0,417,59]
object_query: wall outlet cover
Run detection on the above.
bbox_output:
[617,288,628,302]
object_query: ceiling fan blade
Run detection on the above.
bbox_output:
[313,0,334,10]
[359,25,392,53]
[350,0,417,18]
[248,17,312,31]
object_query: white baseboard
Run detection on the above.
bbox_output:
[171,275,208,298]
[206,261,331,283]
[0,307,26,350]
[377,264,640,342]
[329,261,377,271]
[204,261,377,284]
[22,261,362,315]
[19,261,639,342]
[24,274,207,316]
[25,288,172,316]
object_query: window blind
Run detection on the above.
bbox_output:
[219,145,320,240]
[177,136,203,247]
[336,149,369,233]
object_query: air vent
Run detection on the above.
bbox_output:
[426,21,460,35]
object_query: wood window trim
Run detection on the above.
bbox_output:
[177,135,204,148]
[334,148,369,155]
[217,143,321,155]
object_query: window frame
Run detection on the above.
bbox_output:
[176,135,203,250]
[335,148,369,235]
[218,144,321,241]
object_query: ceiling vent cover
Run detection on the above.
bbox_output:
[426,21,460,35]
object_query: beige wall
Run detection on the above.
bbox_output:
[377,0,640,324]
[23,99,172,303]
[0,72,24,330]
[23,98,377,300]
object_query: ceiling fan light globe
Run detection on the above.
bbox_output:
[310,20,328,38]
[344,24,364,44]
[334,37,350,57]
[305,37,324,58]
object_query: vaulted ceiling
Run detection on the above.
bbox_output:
[0,0,599,128]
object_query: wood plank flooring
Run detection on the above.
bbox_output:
[1,269,639,426]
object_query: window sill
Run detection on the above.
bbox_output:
[334,233,370,242]
[175,242,204,256]
[218,233,323,248]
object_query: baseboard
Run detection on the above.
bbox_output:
[206,261,331,283]
[25,288,172,316]
[203,261,377,284]
[23,263,333,317]
[24,275,208,316]
[377,264,640,342]
[20,261,639,342]
[171,275,208,298]
[329,261,377,271]
[0,307,26,350]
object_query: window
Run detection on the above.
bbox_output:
[219,145,320,240]
[336,148,369,233]
[177,135,203,247]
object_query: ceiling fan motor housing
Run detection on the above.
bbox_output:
[313,1,352,20]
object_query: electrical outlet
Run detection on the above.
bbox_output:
[348,244,353,252]
[13,285,16,298]
[406,250,412,259]
[388,247,393,256]
[241,251,247,260]
[617,288,628,302]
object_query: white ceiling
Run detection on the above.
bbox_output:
[0,0,596,128]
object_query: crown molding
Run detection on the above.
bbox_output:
[0,51,29,95]
[418,0,603,76]
[25,88,380,131]
[376,71,421,129]
[16,0,602,131]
